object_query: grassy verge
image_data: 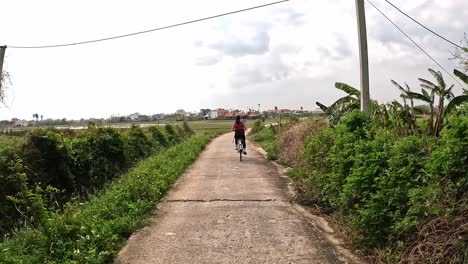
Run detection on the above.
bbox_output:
[0,135,24,147]
[0,134,212,264]
[249,124,279,160]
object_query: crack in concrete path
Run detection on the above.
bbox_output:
[166,198,290,203]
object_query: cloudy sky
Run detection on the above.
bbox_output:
[0,0,467,120]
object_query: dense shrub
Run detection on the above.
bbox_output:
[250,119,263,134]
[0,134,211,263]
[255,108,467,262]
[0,123,192,237]
[180,120,195,138]
[148,125,169,147]
[21,129,74,195]
[164,124,181,145]
[0,146,28,236]
[67,127,128,193]
[124,125,155,163]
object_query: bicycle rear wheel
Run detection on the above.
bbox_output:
[237,140,243,162]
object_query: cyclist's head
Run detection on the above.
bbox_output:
[235,115,241,123]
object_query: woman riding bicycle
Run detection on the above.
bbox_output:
[232,115,247,155]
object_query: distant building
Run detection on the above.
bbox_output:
[13,119,29,127]
[128,113,142,120]
[208,109,218,119]
[216,108,229,119]
[248,112,260,119]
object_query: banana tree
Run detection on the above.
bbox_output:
[316,82,361,125]
[317,82,360,111]
[391,80,417,130]
[408,68,468,136]
[454,69,468,94]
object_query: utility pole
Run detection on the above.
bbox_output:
[0,46,6,90]
[355,0,370,115]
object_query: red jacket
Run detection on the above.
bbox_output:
[232,122,246,134]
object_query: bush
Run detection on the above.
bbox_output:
[250,119,264,134]
[21,129,74,195]
[68,127,128,194]
[180,121,194,138]
[0,146,29,236]
[0,124,185,237]
[0,135,211,263]
[124,125,155,164]
[148,126,169,147]
[164,124,180,145]
[290,107,468,262]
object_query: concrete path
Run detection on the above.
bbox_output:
[117,133,353,264]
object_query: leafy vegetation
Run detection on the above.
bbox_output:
[250,69,468,263]
[0,134,211,263]
[318,68,468,137]
[0,123,193,237]
[250,123,279,160]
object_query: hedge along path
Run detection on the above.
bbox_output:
[0,135,212,264]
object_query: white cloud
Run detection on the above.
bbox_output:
[0,0,467,119]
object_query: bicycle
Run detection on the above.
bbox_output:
[236,138,244,162]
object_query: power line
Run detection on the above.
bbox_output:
[6,0,290,49]
[383,0,463,49]
[366,0,466,88]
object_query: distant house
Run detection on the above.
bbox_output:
[224,112,235,119]
[248,112,260,119]
[208,110,218,119]
[216,108,229,119]
[13,119,29,127]
[128,113,141,120]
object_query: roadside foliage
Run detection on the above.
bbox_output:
[250,69,468,263]
[0,122,195,239]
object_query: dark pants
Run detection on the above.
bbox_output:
[234,133,246,149]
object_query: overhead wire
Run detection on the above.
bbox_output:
[5,0,290,49]
[365,0,466,88]
[382,0,463,49]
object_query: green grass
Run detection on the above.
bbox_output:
[173,119,275,135]
[0,135,24,147]
[185,120,234,134]
[249,126,279,160]
[0,134,213,264]
[5,119,275,136]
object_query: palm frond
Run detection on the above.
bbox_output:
[316,102,329,112]
[392,100,404,108]
[418,78,437,89]
[405,82,412,92]
[454,69,468,85]
[445,84,455,99]
[421,88,430,99]
[428,68,446,89]
[391,80,406,93]
[335,82,360,98]
[329,96,358,112]
[407,91,431,103]
[420,84,435,92]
